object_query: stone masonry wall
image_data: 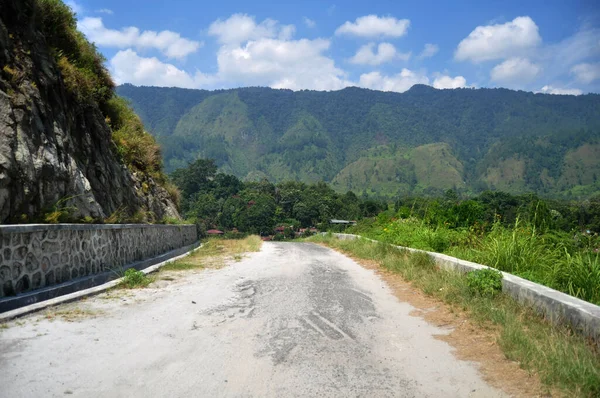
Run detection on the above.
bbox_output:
[0,224,197,298]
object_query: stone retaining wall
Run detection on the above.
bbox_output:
[0,224,197,298]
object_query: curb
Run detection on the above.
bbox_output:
[0,242,203,321]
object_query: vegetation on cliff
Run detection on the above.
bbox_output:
[0,0,180,223]
[36,0,170,185]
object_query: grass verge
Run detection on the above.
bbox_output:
[161,235,262,271]
[307,234,600,398]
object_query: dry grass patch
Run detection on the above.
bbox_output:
[161,235,262,271]
[43,307,103,322]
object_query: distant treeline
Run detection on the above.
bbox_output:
[171,159,386,235]
[171,159,600,236]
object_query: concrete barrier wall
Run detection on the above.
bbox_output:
[0,224,197,298]
[333,233,600,344]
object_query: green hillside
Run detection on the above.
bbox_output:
[117,84,600,198]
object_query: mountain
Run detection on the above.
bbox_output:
[0,0,179,223]
[116,84,600,198]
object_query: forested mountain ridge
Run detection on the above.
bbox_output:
[117,84,600,198]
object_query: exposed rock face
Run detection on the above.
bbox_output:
[0,0,179,223]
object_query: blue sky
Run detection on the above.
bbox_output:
[67,0,600,94]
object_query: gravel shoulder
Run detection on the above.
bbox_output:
[0,242,505,397]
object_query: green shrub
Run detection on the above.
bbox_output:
[273,233,286,241]
[36,0,114,105]
[105,97,163,176]
[41,196,78,223]
[120,268,152,289]
[467,268,504,297]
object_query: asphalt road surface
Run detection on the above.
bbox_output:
[0,242,505,397]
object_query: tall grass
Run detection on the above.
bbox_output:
[309,234,600,397]
[355,217,600,305]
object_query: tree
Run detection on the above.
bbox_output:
[241,195,277,234]
[171,159,217,199]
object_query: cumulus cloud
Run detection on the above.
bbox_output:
[537,85,582,95]
[433,75,467,89]
[490,57,541,84]
[418,43,439,59]
[215,37,350,90]
[208,14,293,44]
[455,16,541,63]
[350,42,409,65]
[96,9,113,15]
[108,14,352,91]
[78,17,201,59]
[335,15,410,38]
[303,17,316,28]
[570,62,600,84]
[358,69,429,92]
[109,50,213,88]
[198,14,348,90]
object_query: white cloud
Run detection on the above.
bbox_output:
[350,42,409,65]
[358,69,429,92]
[418,43,439,59]
[96,9,113,15]
[303,17,316,28]
[433,75,467,89]
[215,37,350,90]
[78,17,201,59]
[208,14,288,44]
[109,14,352,91]
[455,16,541,63]
[537,85,582,95]
[335,15,410,38]
[199,14,349,90]
[279,25,296,40]
[490,57,541,84]
[109,50,212,88]
[546,28,600,70]
[571,62,600,84]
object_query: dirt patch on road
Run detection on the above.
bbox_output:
[320,245,553,398]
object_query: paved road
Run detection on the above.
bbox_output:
[1,242,504,397]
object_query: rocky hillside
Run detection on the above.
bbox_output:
[0,0,180,223]
[118,84,600,198]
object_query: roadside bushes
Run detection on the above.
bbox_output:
[467,268,503,297]
[354,211,600,305]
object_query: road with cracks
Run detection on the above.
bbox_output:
[1,242,505,397]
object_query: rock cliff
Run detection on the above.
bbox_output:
[0,0,180,223]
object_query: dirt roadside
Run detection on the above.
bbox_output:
[319,244,554,398]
